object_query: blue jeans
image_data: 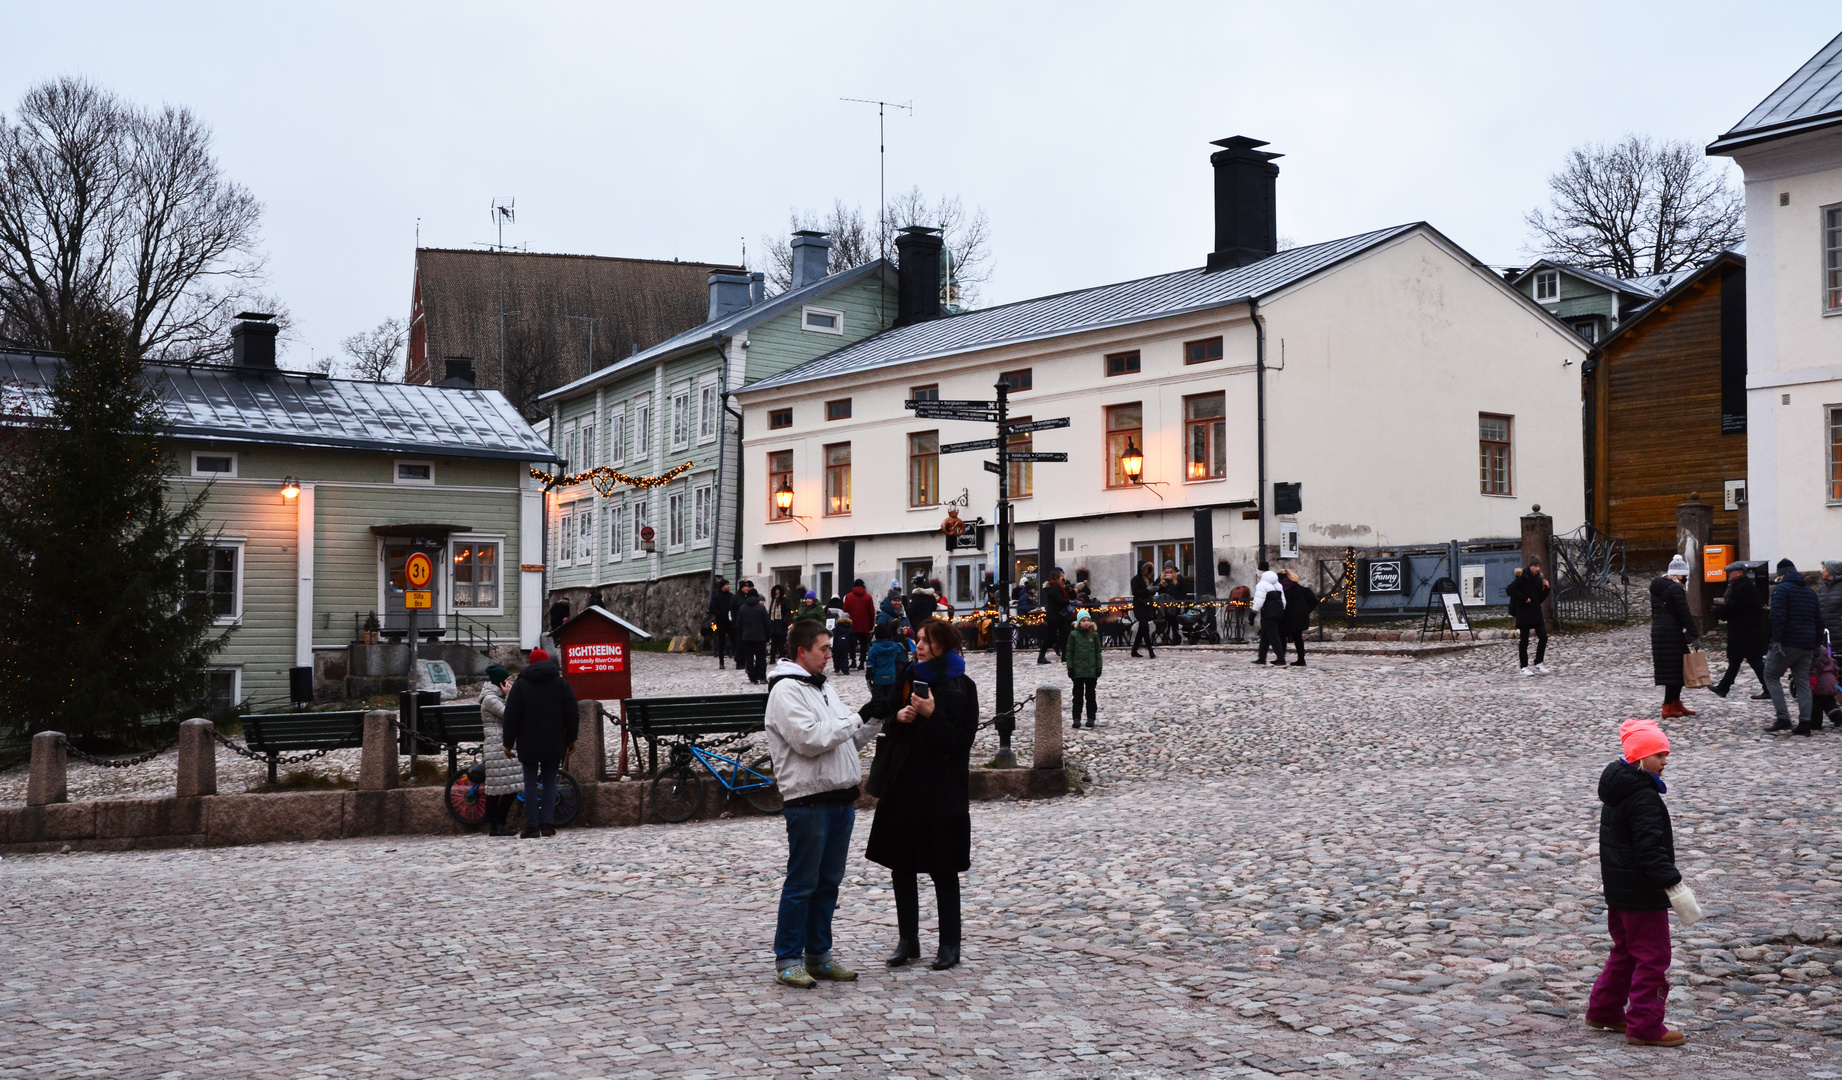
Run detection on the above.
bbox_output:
[521,759,559,828]
[774,801,855,966]
[1766,645,1816,725]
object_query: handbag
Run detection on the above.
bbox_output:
[1682,647,1712,690]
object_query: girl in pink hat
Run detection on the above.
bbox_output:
[1585,718,1702,1046]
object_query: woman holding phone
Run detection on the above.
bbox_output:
[866,617,980,970]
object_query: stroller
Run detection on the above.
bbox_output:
[1173,598,1223,645]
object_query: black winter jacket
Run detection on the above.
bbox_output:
[1130,573,1156,619]
[1040,581,1070,621]
[1505,567,1550,630]
[502,660,580,764]
[1649,577,1698,685]
[1597,757,1681,910]
[734,594,769,643]
[865,667,978,873]
[707,588,734,628]
[1280,579,1318,635]
[1718,572,1771,659]
[1771,575,1824,651]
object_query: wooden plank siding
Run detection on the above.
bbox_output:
[1593,275,1746,559]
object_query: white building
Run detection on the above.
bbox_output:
[733,137,1588,606]
[1708,32,1842,567]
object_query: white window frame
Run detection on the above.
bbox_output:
[631,499,651,554]
[670,386,690,451]
[576,499,596,565]
[802,305,845,335]
[188,537,246,626]
[395,459,436,485]
[697,378,719,444]
[556,502,576,566]
[1824,204,1842,314]
[634,396,652,458]
[1828,404,1842,505]
[667,486,687,552]
[203,667,242,712]
[446,533,506,616]
[693,478,714,548]
[605,503,623,562]
[608,405,625,465]
[1533,270,1560,303]
[579,417,597,471]
[190,450,238,478]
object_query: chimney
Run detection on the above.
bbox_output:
[790,230,832,290]
[231,311,278,368]
[895,226,944,327]
[749,271,766,306]
[1206,136,1282,272]
[440,356,476,387]
[708,270,753,322]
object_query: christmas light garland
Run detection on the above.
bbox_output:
[529,462,695,495]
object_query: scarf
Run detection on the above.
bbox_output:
[913,650,966,685]
[1623,759,1666,795]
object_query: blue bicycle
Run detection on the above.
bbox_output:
[650,741,782,822]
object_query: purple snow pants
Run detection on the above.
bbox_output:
[1586,908,1671,1041]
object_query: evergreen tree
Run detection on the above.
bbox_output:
[0,317,228,743]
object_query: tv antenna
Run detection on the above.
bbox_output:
[490,197,516,251]
[840,98,911,260]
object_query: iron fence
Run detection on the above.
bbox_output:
[1549,525,1630,628]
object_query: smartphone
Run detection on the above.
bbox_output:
[911,683,931,700]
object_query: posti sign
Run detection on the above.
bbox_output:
[566,642,626,675]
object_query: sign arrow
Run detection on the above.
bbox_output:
[906,398,995,410]
[1004,452,1068,463]
[940,437,1001,454]
[1003,417,1071,434]
[983,459,1003,475]
[914,411,999,423]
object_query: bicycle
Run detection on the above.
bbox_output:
[650,740,782,823]
[446,758,583,829]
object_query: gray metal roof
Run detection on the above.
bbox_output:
[539,258,896,403]
[744,224,1423,393]
[1709,32,1842,154]
[1513,260,1659,299]
[1,351,555,462]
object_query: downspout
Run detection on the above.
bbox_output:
[541,400,558,639]
[708,333,729,596]
[1249,298,1268,562]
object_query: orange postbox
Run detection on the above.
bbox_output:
[1703,544,1731,584]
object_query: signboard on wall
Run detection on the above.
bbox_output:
[1361,558,1404,594]
[1278,520,1300,560]
[1461,565,1487,605]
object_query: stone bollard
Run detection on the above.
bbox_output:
[1033,685,1064,773]
[176,718,217,798]
[1678,493,1716,632]
[27,730,67,806]
[576,700,606,781]
[1520,505,1555,631]
[359,710,397,791]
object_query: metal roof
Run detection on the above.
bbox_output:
[539,258,897,403]
[744,224,1424,393]
[1595,251,1746,353]
[1513,260,1659,299]
[0,351,555,462]
[1709,32,1842,154]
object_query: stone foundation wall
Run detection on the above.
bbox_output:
[550,571,711,643]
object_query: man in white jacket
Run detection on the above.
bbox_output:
[764,617,889,988]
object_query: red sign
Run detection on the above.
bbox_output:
[639,525,656,542]
[567,641,625,675]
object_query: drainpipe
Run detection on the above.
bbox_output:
[708,335,729,597]
[1249,298,1269,562]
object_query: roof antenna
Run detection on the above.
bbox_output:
[840,98,912,262]
[491,197,516,251]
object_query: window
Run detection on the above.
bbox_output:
[1184,392,1226,481]
[1568,319,1599,343]
[1185,337,1224,365]
[910,384,939,402]
[667,488,686,550]
[608,408,625,464]
[204,668,241,713]
[557,503,577,565]
[1134,541,1194,583]
[577,502,595,562]
[909,431,939,507]
[1106,403,1143,488]
[395,460,434,485]
[562,421,578,471]
[187,544,241,623]
[451,540,500,610]
[670,389,689,450]
[1105,351,1141,377]
[605,504,622,562]
[631,499,651,553]
[769,450,793,520]
[826,398,852,421]
[698,383,718,442]
[191,451,236,477]
[824,443,851,515]
[998,369,1032,392]
[694,481,713,545]
[1480,414,1513,495]
[579,418,596,470]
[803,306,844,334]
[634,398,651,458]
[769,407,792,430]
[1534,270,1560,302]
[1827,207,1842,313]
[1006,416,1033,498]
[1831,406,1842,502]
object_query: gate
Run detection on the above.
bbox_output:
[1548,525,1629,627]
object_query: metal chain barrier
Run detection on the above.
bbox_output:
[57,735,180,768]
[211,714,366,766]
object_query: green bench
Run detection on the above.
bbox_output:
[416,703,484,779]
[624,694,769,776]
[240,711,368,784]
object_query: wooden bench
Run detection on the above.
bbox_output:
[624,694,769,776]
[417,703,484,779]
[240,711,368,784]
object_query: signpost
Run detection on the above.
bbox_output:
[906,389,1070,768]
[402,550,435,773]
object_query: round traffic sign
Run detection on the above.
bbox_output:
[639,525,656,543]
[405,552,434,589]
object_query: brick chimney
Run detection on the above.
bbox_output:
[790,231,832,290]
[231,312,278,368]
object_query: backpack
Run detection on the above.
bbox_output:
[865,642,907,687]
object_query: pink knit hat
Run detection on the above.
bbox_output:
[1620,718,1670,762]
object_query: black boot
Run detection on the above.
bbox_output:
[930,945,960,970]
[886,938,921,967]
[1766,719,1794,733]
[1752,691,1774,700]
[1711,683,1730,698]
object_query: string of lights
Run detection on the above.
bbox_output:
[528,462,695,495]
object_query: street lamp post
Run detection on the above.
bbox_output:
[991,380,1017,768]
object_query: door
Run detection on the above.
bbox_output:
[949,554,987,608]
[814,563,834,604]
[899,558,935,591]
[382,540,443,638]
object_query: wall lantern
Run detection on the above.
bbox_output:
[280,476,301,500]
[774,479,795,514]
[1119,439,1144,484]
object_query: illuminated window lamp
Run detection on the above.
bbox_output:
[280,476,301,500]
[1119,439,1144,484]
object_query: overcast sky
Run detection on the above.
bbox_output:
[4,3,1834,368]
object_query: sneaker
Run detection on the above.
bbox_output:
[804,957,859,981]
[1535,662,1551,674]
[776,964,817,988]
[1520,666,1535,677]
[1625,1029,1685,1047]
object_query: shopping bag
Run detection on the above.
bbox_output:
[1682,648,1712,690]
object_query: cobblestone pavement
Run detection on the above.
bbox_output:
[7,624,1842,1077]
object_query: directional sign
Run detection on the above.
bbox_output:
[1003,417,1071,435]
[940,437,1001,454]
[913,408,998,422]
[405,551,434,589]
[405,590,433,609]
[983,460,1003,475]
[1005,452,1068,463]
[905,398,994,410]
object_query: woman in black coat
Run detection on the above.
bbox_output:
[1278,570,1317,667]
[1650,563,1700,718]
[1506,562,1551,674]
[1129,562,1157,658]
[866,618,979,971]
[1713,564,1770,699]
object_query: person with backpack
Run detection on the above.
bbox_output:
[1764,558,1825,735]
[864,620,911,716]
[1586,717,1700,1047]
[1251,567,1287,666]
[1065,609,1102,728]
[1507,560,1552,676]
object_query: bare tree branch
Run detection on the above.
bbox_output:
[759,188,993,307]
[1525,134,1743,278]
[339,317,406,382]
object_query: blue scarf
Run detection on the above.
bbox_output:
[1623,759,1666,795]
[914,650,965,685]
